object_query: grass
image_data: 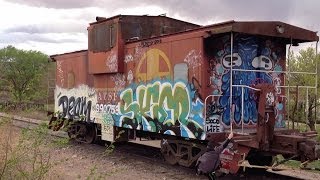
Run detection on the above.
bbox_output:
[275,155,320,171]
[1,108,48,121]
[286,121,320,141]
[275,122,320,173]
[0,117,70,179]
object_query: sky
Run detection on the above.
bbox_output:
[0,0,319,55]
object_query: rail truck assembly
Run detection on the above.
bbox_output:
[49,15,320,174]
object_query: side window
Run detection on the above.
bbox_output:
[174,63,188,82]
[89,23,117,52]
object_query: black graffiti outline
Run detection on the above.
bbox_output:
[140,39,162,48]
[190,76,203,101]
[58,96,95,122]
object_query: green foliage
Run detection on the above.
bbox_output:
[288,47,320,130]
[0,119,69,179]
[52,137,70,148]
[103,143,116,156]
[275,154,320,171]
[289,47,320,88]
[0,45,48,103]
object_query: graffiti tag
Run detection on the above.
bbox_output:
[124,54,134,63]
[184,50,202,70]
[106,51,118,72]
[58,96,94,122]
[140,39,162,48]
[119,81,190,126]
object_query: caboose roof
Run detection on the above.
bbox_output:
[203,20,319,43]
[89,14,200,27]
[89,15,318,44]
[50,16,318,61]
[50,50,87,62]
[125,19,318,44]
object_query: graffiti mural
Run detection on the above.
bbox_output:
[54,33,287,141]
[55,85,97,122]
[208,34,285,127]
[111,80,205,139]
[58,96,94,121]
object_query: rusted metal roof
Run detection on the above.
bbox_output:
[50,50,87,62]
[89,15,318,43]
[125,20,318,44]
[206,21,319,43]
[89,14,200,27]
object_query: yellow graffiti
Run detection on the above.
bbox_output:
[136,49,172,82]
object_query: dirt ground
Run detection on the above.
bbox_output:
[48,141,207,180]
[0,123,206,180]
[1,121,320,180]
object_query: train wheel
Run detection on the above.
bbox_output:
[247,152,273,166]
[160,139,206,167]
[161,139,178,165]
[83,124,96,144]
[67,122,96,144]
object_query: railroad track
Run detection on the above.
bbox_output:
[0,112,315,179]
[0,112,68,138]
[0,112,164,162]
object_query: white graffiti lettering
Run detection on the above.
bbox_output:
[266,92,275,106]
[127,70,133,84]
[124,54,134,63]
[111,74,126,91]
[106,51,118,72]
[205,115,221,133]
[57,61,64,86]
[184,50,202,69]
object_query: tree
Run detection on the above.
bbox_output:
[289,47,320,131]
[0,46,48,103]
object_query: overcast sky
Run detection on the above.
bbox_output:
[0,0,319,55]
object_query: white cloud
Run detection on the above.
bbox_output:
[113,5,166,17]
[0,0,319,55]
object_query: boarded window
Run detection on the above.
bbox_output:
[89,23,117,52]
[174,63,188,82]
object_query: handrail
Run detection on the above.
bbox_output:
[204,86,261,134]
[232,84,261,92]
[231,68,317,75]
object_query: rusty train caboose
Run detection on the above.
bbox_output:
[49,15,320,174]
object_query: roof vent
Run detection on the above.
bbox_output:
[96,16,107,22]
